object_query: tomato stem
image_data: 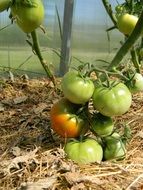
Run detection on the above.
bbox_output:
[79,135,84,142]
[102,0,117,26]
[88,67,129,81]
[31,30,56,86]
[130,47,140,73]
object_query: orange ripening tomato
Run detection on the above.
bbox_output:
[50,98,88,138]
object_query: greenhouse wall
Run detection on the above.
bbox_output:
[0,0,124,77]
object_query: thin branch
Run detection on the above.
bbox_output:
[88,66,129,81]
[102,0,117,26]
[31,30,56,85]
[130,48,140,73]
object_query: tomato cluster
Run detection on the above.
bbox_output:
[50,71,134,164]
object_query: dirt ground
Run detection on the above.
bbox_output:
[0,76,143,190]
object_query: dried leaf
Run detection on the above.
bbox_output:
[136,131,143,139]
[64,172,104,185]
[0,103,4,111]
[10,146,21,157]
[0,170,6,179]
[0,148,39,173]
[18,176,57,190]
[71,183,86,190]
[33,103,47,114]
[1,99,12,106]
[13,96,28,104]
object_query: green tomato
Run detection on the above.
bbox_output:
[92,82,132,117]
[117,13,138,35]
[127,73,143,93]
[61,71,95,104]
[91,113,114,137]
[0,0,10,12]
[65,137,103,164]
[103,133,126,161]
[10,0,44,33]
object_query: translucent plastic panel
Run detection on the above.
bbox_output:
[71,0,124,68]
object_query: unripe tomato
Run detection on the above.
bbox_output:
[10,0,44,33]
[65,137,103,164]
[127,73,143,93]
[103,133,126,161]
[91,113,114,137]
[117,13,138,35]
[0,0,10,12]
[61,71,95,104]
[92,82,132,117]
[50,98,88,138]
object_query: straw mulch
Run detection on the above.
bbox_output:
[0,77,143,190]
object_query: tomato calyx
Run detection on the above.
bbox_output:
[11,0,37,8]
[90,65,129,89]
[126,72,137,85]
[115,5,124,14]
[95,78,121,91]
[67,134,102,147]
[125,71,143,93]
[68,134,90,142]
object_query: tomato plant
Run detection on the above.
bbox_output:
[91,113,114,137]
[61,71,95,104]
[103,133,126,161]
[10,0,44,33]
[0,0,10,12]
[65,137,103,164]
[117,13,138,35]
[50,98,88,138]
[92,82,132,117]
[126,73,143,93]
